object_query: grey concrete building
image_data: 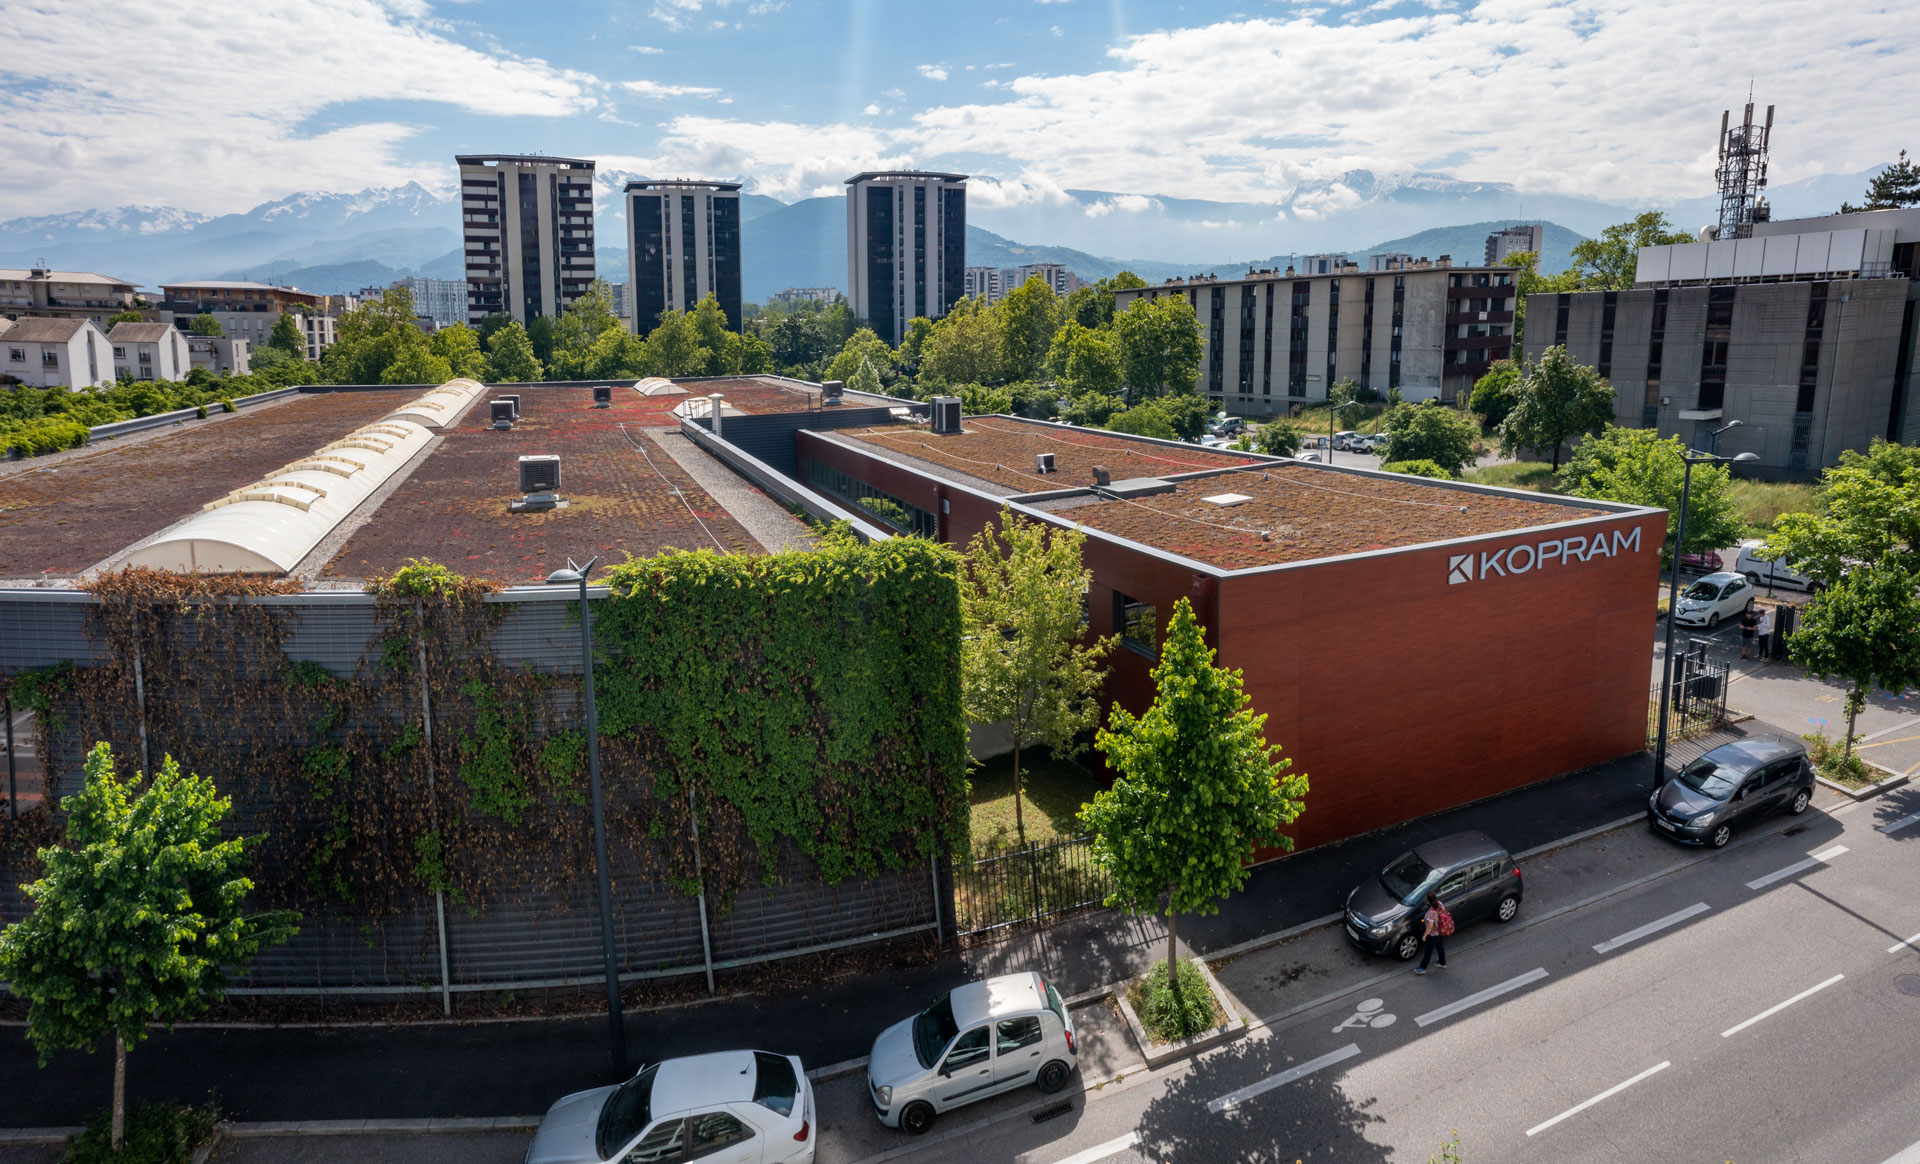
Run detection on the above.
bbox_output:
[624,179,743,332]
[845,171,967,346]
[1486,224,1544,266]
[1112,255,1516,415]
[457,154,597,326]
[1524,208,1920,475]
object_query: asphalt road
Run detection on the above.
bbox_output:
[888,787,1920,1164]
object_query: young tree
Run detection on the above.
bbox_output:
[688,296,736,375]
[428,323,486,380]
[1113,295,1203,403]
[266,312,308,360]
[846,356,883,399]
[1080,599,1307,988]
[1468,358,1522,432]
[1562,425,1745,561]
[380,339,453,385]
[996,276,1061,383]
[826,327,898,387]
[1766,440,1920,585]
[643,310,712,377]
[484,321,543,383]
[0,744,297,1149]
[187,314,225,337]
[107,310,146,325]
[1252,420,1303,458]
[1789,558,1920,757]
[1499,345,1616,469]
[919,303,1003,387]
[896,316,936,378]
[1378,402,1478,474]
[1568,211,1697,291]
[548,281,622,380]
[960,509,1114,851]
[1841,150,1920,213]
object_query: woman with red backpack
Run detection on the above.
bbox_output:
[1413,892,1452,974]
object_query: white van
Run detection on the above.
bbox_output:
[1734,540,1823,593]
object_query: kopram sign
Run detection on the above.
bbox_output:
[1449,526,1641,585]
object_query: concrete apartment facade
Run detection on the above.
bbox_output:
[845,171,967,346]
[1486,224,1545,266]
[2,317,113,388]
[966,263,1086,303]
[770,287,838,307]
[187,335,250,376]
[0,268,141,326]
[625,179,744,332]
[1525,208,1920,475]
[157,282,338,360]
[1113,256,1517,415]
[108,321,189,381]
[963,266,1003,301]
[457,154,597,326]
[357,277,466,327]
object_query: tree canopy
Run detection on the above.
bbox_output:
[1468,359,1522,432]
[1499,345,1616,469]
[1765,440,1920,585]
[1790,557,1920,756]
[1568,211,1697,291]
[1841,150,1920,213]
[187,314,224,337]
[1562,425,1744,561]
[1112,295,1204,403]
[1378,402,1478,474]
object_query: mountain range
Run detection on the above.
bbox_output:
[0,163,1885,307]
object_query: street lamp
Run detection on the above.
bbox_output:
[1652,422,1760,787]
[1329,399,1362,462]
[547,555,627,1075]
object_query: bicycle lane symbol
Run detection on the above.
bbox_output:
[1332,998,1397,1033]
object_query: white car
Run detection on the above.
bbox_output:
[1671,571,1755,630]
[525,1051,815,1164]
[1331,430,1360,450]
[868,972,1076,1136]
[1733,540,1823,593]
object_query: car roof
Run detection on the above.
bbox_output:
[1413,830,1507,867]
[648,1051,759,1117]
[950,973,1044,1028]
[1692,571,1742,584]
[1701,735,1804,770]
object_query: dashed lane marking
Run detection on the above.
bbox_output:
[1412,968,1549,1028]
[1525,1061,1670,1137]
[1879,811,1920,835]
[1890,931,1920,955]
[1746,845,1847,890]
[1592,903,1711,954]
[1207,1044,1361,1114]
[1721,973,1845,1038]
[1877,1135,1920,1164]
[1047,1131,1141,1164]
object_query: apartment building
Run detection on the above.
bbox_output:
[157,281,334,358]
[1526,208,1920,475]
[356,277,466,327]
[1113,256,1516,415]
[187,335,250,376]
[457,154,597,326]
[845,171,967,346]
[108,322,189,381]
[625,179,743,332]
[770,287,838,307]
[1486,224,1545,266]
[2,317,113,388]
[0,268,140,326]
[963,266,1003,301]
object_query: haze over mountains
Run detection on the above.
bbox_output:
[0,164,1883,306]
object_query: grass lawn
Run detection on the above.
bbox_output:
[1727,478,1818,529]
[1462,461,1559,491]
[968,746,1105,855]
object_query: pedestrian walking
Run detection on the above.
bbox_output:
[1739,605,1759,659]
[1755,604,1776,660]
[1413,892,1451,974]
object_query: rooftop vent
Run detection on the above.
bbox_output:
[592,385,612,409]
[490,399,515,429]
[821,379,844,405]
[511,454,563,512]
[1091,465,1111,487]
[1202,493,1253,507]
[1102,477,1176,499]
[1035,452,1055,474]
[930,396,962,435]
[500,393,521,419]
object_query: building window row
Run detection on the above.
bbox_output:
[805,462,938,538]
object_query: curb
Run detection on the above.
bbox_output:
[223,1117,540,1137]
[0,1128,82,1145]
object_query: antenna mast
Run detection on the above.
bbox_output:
[1715,100,1773,240]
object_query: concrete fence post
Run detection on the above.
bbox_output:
[415,602,454,1016]
[689,788,716,993]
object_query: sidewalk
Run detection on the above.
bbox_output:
[3,722,1774,1131]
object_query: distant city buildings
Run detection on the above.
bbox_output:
[1114,254,1515,415]
[457,154,597,326]
[187,335,250,377]
[0,268,141,326]
[357,277,465,327]
[1370,253,1416,272]
[1486,224,1545,266]
[963,266,1003,301]
[156,281,337,360]
[769,287,839,307]
[963,262,1086,303]
[2,317,114,388]
[108,321,189,381]
[845,171,967,346]
[605,281,630,324]
[625,179,744,331]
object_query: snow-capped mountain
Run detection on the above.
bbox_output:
[0,204,212,241]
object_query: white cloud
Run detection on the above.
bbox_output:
[882,88,906,100]
[621,80,723,99]
[918,64,949,81]
[863,103,882,116]
[627,44,666,54]
[1049,25,1063,36]
[1083,194,1163,218]
[966,173,1077,209]
[598,117,914,202]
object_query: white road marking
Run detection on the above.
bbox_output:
[1877,1135,1920,1164]
[1889,931,1920,954]
[1721,973,1845,1037]
[1048,1131,1141,1164]
[1412,967,1549,1028]
[1745,844,1848,890]
[1592,903,1711,954]
[1207,1044,1360,1114]
[1879,810,1920,835]
[1524,1061,1670,1137]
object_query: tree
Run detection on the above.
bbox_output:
[187,314,224,337]
[1841,150,1920,213]
[1112,295,1203,403]
[526,314,557,365]
[267,312,308,360]
[960,509,1114,852]
[688,296,736,376]
[1380,459,1454,479]
[826,327,898,387]
[379,337,453,385]
[1064,271,1146,331]
[1080,598,1307,989]
[643,310,711,377]
[1252,420,1303,458]
[1060,392,1125,428]
[1379,403,1478,474]
[997,276,1061,383]
[846,356,883,399]
[1105,404,1176,440]
[1562,426,1744,561]
[897,316,936,377]
[585,326,651,380]
[1569,211,1697,291]
[1789,557,1920,757]
[1048,322,1125,398]
[319,287,421,384]
[548,281,622,380]
[919,302,1003,387]
[107,310,145,325]
[1499,345,1616,469]
[1468,359,1522,432]
[484,321,543,383]
[0,743,297,1150]
[1500,251,1582,350]
[428,323,485,380]
[1766,440,1920,586]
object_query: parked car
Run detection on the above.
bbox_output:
[1676,549,1723,574]
[1649,735,1813,848]
[1295,451,1325,463]
[526,1050,815,1164]
[1671,571,1755,629]
[1343,831,1523,961]
[1734,540,1824,593]
[1211,416,1245,437]
[868,972,1076,1135]
[1331,430,1360,450]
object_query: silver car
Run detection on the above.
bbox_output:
[525,1051,815,1164]
[868,972,1076,1135]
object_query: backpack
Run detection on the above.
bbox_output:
[1433,905,1455,937]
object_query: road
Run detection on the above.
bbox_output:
[885,788,1920,1164]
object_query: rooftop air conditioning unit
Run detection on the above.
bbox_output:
[821,379,844,405]
[931,396,962,435]
[1091,465,1111,487]
[490,399,515,429]
[500,394,521,419]
[592,385,612,409]
[1035,452,1055,474]
[512,454,562,512]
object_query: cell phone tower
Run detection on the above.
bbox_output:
[1715,100,1773,239]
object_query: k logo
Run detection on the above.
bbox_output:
[1448,554,1474,585]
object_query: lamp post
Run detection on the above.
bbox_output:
[1652,422,1760,787]
[1329,399,1361,463]
[547,555,626,1075]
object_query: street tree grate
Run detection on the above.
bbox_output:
[1031,1101,1074,1124]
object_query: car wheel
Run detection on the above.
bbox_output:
[900,1101,936,1136]
[1705,611,1721,630]
[1710,823,1732,849]
[1495,893,1520,923]
[1036,1060,1071,1094]
[1789,788,1811,816]
[1744,572,1762,587]
[1393,931,1420,961]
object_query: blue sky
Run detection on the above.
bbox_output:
[0,0,1913,218]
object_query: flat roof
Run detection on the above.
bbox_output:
[456,154,595,168]
[820,416,1258,498]
[845,171,968,184]
[625,179,743,192]
[697,376,905,416]
[160,281,305,292]
[1023,462,1607,570]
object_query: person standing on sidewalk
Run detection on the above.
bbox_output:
[1413,893,1450,974]
[1755,604,1776,660]
[1739,605,1759,660]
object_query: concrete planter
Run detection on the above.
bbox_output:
[1113,956,1245,1068]
[1815,757,1909,801]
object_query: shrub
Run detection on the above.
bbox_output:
[60,1101,218,1164]
[1804,731,1875,787]
[1381,459,1455,479]
[195,404,209,419]
[1127,957,1222,1043]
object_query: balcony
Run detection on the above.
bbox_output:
[1446,310,1514,327]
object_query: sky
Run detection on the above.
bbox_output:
[0,0,1913,219]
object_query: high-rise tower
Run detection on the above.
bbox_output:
[457,155,597,325]
[844,171,967,346]
[624,180,743,332]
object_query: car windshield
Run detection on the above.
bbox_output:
[912,993,960,1069]
[751,1051,798,1116]
[1683,580,1723,600]
[1677,758,1743,800]
[1378,850,1437,906]
[595,1064,658,1160]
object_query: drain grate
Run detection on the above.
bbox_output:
[1031,1101,1074,1124]
[1897,975,1920,997]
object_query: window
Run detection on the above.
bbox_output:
[1469,859,1501,886]
[686,1112,753,1158]
[1114,592,1157,659]
[113,346,126,359]
[41,350,58,367]
[7,348,22,363]
[624,1119,685,1163]
[997,1016,1044,1053]
[943,1027,991,1073]
[1437,869,1472,899]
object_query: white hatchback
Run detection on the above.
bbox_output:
[1672,571,1755,630]
[525,1050,814,1164]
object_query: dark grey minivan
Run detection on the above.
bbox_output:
[1344,830,1523,960]
[1649,735,1813,848]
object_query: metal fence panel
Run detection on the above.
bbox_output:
[952,835,1111,935]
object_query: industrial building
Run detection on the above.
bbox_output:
[457,154,598,326]
[844,171,967,346]
[624,179,744,332]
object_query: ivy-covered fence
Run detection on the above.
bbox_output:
[0,540,967,997]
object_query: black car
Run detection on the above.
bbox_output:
[1343,830,1523,960]
[1649,735,1814,848]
